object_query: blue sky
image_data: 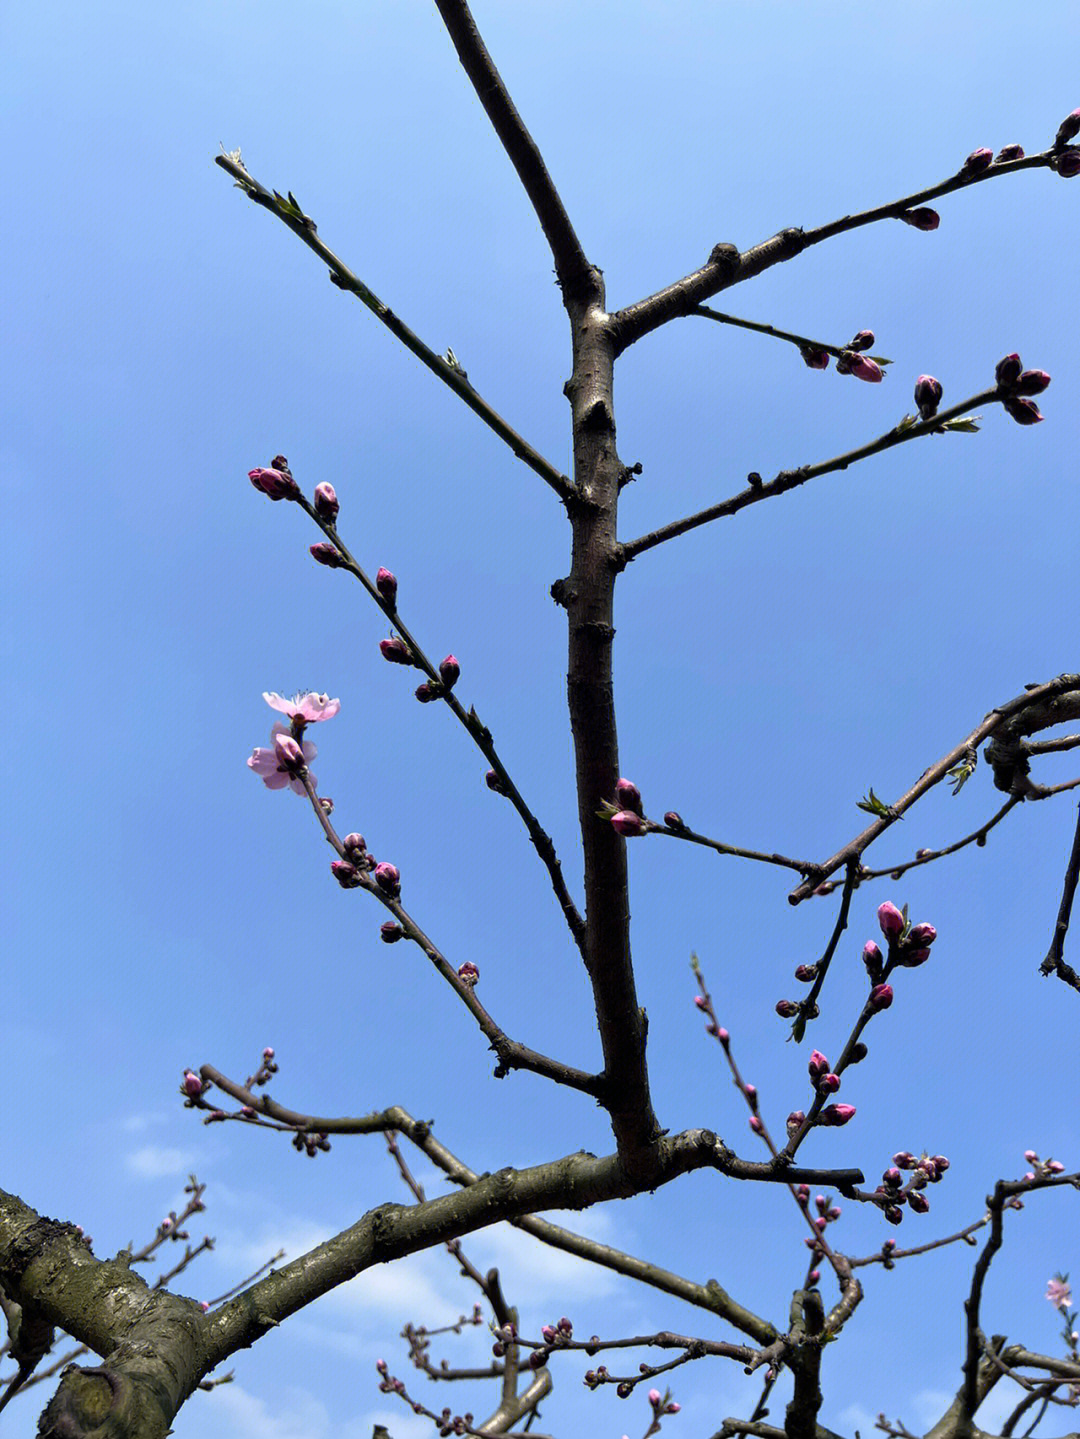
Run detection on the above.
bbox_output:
[4,3,1079,1436]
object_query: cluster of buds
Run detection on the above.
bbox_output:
[872,901,938,972]
[1023,1149,1067,1181]
[873,1151,951,1223]
[248,1045,278,1089]
[797,1186,843,1257]
[789,1052,855,1129]
[1053,108,1080,176]
[491,1321,517,1358]
[292,1129,331,1158]
[529,1315,573,1369]
[994,352,1051,425]
[835,330,884,383]
[776,964,821,1025]
[248,456,301,502]
[604,777,656,837]
[648,1388,681,1416]
[416,655,461,704]
[376,1358,405,1394]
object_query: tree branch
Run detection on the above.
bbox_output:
[215,154,574,503]
[430,0,594,302]
[1040,800,1080,990]
[618,389,997,565]
[612,149,1061,351]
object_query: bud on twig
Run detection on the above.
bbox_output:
[313,483,339,521]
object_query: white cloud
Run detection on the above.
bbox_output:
[126,1145,195,1179]
[186,1382,331,1439]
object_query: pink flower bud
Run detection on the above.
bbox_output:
[1003,396,1044,425]
[820,1103,856,1126]
[931,1155,950,1172]
[663,810,685,829]
[457,961,479,986]
[819,1073,841,1094]
[1024,1149,1039,1163]
[541,1325,556,1344]
[379,637,413,665]
[183,1071,203,1097]
[648,1390,662,1408]
[263,1047,275,1059]
[374,862,401,897]
[907,923,937,946]
[794,964,817,983]
[667,1402,681,1415]
[376,568,398,604]
[807,1270,820,1284]
[557,1317,573,1335]
[960,147,994,177]
[788,1112,807,1134]
[814,1215,827,1232]
[908,1191,930,1214]
[1056,108,1080,146]
[862,941,884,979]
[995,144,1025,162]
[313,483,339,521]
[914,375,942,420]
[749,1115,763,1133]
[485,769,508,795]
[615,778,643,814]
[995,353,1024,389]
[439,655,460,689]
[380,922,405,943]
[877,901,905,940]
[331,859,361,888]
[775,999,799,1018]
[845,353,884,383]
[415,683,436,703]
[310,542,346,568]
[808,1050,830,1079]
[900,208,940,231]
[1046,1159,1065,1174]
[717,1027,729,1045]
[745,1084,758,1109]
[884,1205,903,1225]
[1056,147,1080,177]
[893,1151,917,1168]
[800,347,830,370]
[883,1167,902,1187]
[343,833,366,855]
[849,330,875,352]
[868,983,894,1013]
[273,732,305,771]
[248,466,300,501]
[1014,370,1051,396]
[611,810,647,837]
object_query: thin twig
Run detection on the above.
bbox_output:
[1040,800,1080,989]
[692,306,891,367]
[618,389,997,564]
[215,154,573,503]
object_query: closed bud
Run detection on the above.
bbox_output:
[374,862,401,897]
[343,833,366,855]
[1024,1149,1039,1163]
[883,1167,903,1187]
[960,147,994,177]
[749,1115,763,1133]
[376,568,398,604]
[800,346,830,370]
[900,207,940,231]
[908,1191,930,1214]
[310,542,346,568]
[877,901,905,941]
[820,1103,856,1126]
[893,1151,917,1168]
[439,655,460,689]
[457,961,479,986]
[1046,1159,1065,1173]
[849,330,875,351]
[379,637,413,665]
[415,683,436,703]
[1056,147,1080,178]
[914,375,943,420]
[868,983,894,1013]
[931,1155,950,1173]
[745,1083,758,1109]
[794,964,817,982]
[248,466,300,501]
[1003,396,1044,424]
[848,1042,869,1063]
[907,923,937,946]
[808,1050,830,1079]
[776,999,799,1018]
[995,144,1025,162]
[995,353,1024,389]
[1014,370,1051,396]
[380,922,405,943]
[844,352,884,383]
[331,859,361,888]
[884,1205,904,1225]
[788,1112,807,1135]
[182,1071,203,1098]
[611,810,648,837]
[313,483,339,521]
[862,941,884,979]
[615,778,643,814]
[818,1072,841,1093]
[1056,108,1080,146]
[485,769,508,795]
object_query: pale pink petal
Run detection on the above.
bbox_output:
[288,770,315,795]
[247,749,279,778]
[295,692,341,722]
[263,769,292,790]
[263,692,297,717]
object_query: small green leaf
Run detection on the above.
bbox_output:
[941,415,981,433]
[857,787,900,819]
[946,753,977,794]
[896,414,918,432]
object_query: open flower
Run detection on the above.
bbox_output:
[248,723,317,795]
[1046,1276,1073,1311]
[263,691,341,724]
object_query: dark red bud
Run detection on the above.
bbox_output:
[374,862,401,896]
[794,964,817,983]
[310,542,347,568]
[380,922,405,943]
[380,637,413,664]
[908,1191,930,1214]
[1014,370,1051,396]
[900,208,940,231]
[775,999,799,1018]
[960,147,994,177]
[1055,147,1080,178]
[439,655,460,689]
[485,769,508,795]
[415,683,436,702]
[376,568,398,604]
[1003,396,1044,425]
[800,346,830,370]
[995,144,1025,162]
[848,330,875,351]
[331,860,362,888]
[995,353,1023,389]
[313,483,339,521]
